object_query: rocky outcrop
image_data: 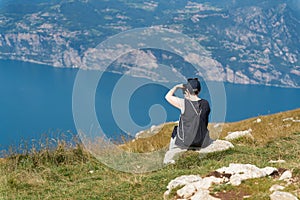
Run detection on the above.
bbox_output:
[0,32,83,68]
[164,175,224,200]
[164,163,298,200]
[216,163,277,186]
[279,170,293,181]
[225,128,253,140]
[270,191,299,200]
[197,140,234,154]
[135,124,165,139]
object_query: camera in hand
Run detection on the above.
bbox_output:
[182,78,201,95]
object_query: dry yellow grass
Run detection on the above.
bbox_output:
[219,108,300,145]
[121,108,300,152]
[0,108,299,199]
[120,122,175,153]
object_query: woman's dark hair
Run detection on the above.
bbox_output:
[186,78,201,95]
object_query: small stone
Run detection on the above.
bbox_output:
[167,175,202,190]
[217,163,265,177]
[216,163,279,186]
[270,191,298,200]
[225,129,253,140]
[230,174,243,186]
[198,140,234,154]
[164,164,290,200]
[163,190,170,199]
[269,184,285,192]
[193,176,224,190]
[269,160,286,164]
[261,167,278,175]
[190,189,221,200]
[283,117,294,122]
[254,118,262,123]
[177,184,196,199]
[279,170,292,181]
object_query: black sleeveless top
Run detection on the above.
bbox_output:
[175,98,210,148]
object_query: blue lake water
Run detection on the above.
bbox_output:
[0,59,300,151]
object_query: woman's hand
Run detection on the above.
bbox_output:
[175,83,185,89]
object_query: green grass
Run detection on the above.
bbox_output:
[0,109,299,199]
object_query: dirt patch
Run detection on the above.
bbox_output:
[0,158,6,164]
[269,168,287,178]
[211,190,250,200]
[207,171,232,179]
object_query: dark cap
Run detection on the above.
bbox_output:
[184,78,201,94]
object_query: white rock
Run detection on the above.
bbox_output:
[254,118,262,123]
[163,190,170,199]
[261,166,278,175]
[270,184,285,192]
[165,175,202,199]
[229,172,261,186]
[270,191,299,200]
[177,184,196,199]
[165,164,285,200]
[193,176,224,190]
[197,140,234,154]
[217,163,263,176]
[282,117,300,123]
[135,124,164,138]
[225,129,253,140]
[279,170,292,181]
[167,175,202,190]
[283,117,294,121]
[214,123,221,128]
[165,175,224,199]
[269,160,286,164]
[191,189,221,200]
[230,174,243,186]
[216,163,277,186]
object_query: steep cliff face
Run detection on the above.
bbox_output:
[0,32,81,67]
[0,0,299,87]
[204,3,300,87]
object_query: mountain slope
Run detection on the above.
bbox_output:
[0,108,299,199]
[0,0,299,87]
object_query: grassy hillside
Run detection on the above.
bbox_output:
[0,109,299,199]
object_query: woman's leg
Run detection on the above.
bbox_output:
[164,137,187,164]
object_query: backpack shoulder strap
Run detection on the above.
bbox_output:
[187,99,201,115]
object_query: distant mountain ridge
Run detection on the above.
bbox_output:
[0,0,299,87]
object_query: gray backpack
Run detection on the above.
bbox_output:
[175,99,210,148]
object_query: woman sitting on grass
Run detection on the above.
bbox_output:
[163,78,212,164]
